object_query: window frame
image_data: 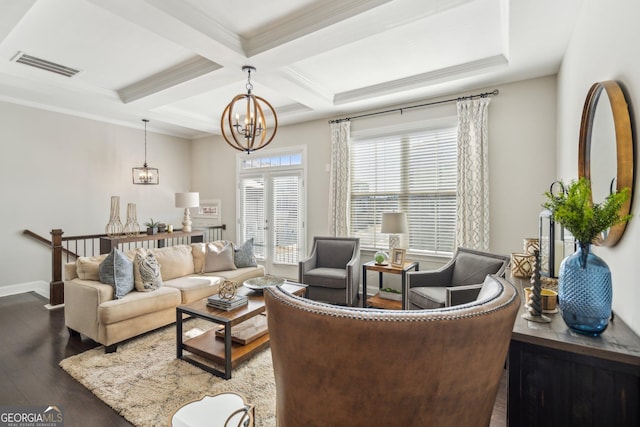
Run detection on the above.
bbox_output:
[349,120,458,256]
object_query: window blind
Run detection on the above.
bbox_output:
[239,177,266,259]
[271,174,302,264]
[350,127,457,254]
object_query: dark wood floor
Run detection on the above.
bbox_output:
[0,292,507,426]
[0,292,131,426]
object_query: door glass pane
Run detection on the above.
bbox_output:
[272,174,301,264]
[240,177,265,259]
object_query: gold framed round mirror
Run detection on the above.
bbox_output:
[578,80,634,247]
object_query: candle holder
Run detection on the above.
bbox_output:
[511,253,534,278]
[522,249,551,323]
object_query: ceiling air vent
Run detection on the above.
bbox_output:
[11,51,80,77]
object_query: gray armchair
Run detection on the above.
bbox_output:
[406,247,509,309]
[298,237,360,306]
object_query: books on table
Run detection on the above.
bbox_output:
[207,294,248,311]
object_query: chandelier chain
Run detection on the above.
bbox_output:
[245,68,253,93]
[143,118,149,166]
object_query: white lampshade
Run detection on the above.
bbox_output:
[381,212,408,234]
[175,192,200,208]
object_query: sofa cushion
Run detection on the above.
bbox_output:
[98,249,134,299]
[191,243,206,273]
[209,266,265,285]
[164,275,223,304]
[98,286,181,325]
[204,242,236,273]
[76,254,108,280]
[134,250,163,292]
[152,245,195,280]
[234,238,257,268]
[409,286,446,309]
[303,267,347,289]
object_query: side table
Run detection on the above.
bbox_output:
[362,260,419,310]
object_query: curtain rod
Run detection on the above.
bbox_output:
[328,89,499,124]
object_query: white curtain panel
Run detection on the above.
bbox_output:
[329,121,351,237]
[456,98,491,251]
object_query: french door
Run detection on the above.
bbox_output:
[237,153,305,273]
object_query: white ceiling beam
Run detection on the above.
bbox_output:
[86,0,246,65]
[118,56,223,103]
[244,0,392,57]
[334,54,508,104]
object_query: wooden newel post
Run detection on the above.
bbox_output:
[50,229,64,306]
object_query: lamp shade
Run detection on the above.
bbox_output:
[175,192,200,208]
[381,212,408,234]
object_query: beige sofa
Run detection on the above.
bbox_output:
[64,243,264,352]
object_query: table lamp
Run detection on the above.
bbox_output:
[175,192,200,232]
[381,212,408,250]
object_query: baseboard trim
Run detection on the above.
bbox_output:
[0,280,50,300]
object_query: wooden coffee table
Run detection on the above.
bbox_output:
[176,281,306,379]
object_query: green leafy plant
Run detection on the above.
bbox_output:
[380,287,401,294]
[144,218,159,228]
[542,178,631,244]
[374,252,387,263]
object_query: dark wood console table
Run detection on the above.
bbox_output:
[508,275,640,426]
[99,230,204,254]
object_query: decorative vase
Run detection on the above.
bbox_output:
[558,242,612,336]
[105,196,124,237]
[123,203,140,237]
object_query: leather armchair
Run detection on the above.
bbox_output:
[298,237,360,306]
[406,247,509,309]
[264,275,519,427]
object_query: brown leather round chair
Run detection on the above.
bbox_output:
[264,274,518,427]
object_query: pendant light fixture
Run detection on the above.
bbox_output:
[132,119,159,185]
[220,66,278,154]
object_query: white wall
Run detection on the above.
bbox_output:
[191,76,558,284]
[557,0,640,334]
[0,102,192,293]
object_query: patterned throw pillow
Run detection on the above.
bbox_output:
[234,238,257,268]
[134,250,163,292]
[203,242,237,273]
[98,249,134,299]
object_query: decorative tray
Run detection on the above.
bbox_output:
[243,276,285,291]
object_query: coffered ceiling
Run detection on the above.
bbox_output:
[0,0,583,138]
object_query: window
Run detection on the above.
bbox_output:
[350,127,457,254]
[238,149,305,267]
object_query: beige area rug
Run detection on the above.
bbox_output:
[59,320,276,427]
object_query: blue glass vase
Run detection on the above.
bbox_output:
[558,242,612,336]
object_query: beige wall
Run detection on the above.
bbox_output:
[557,0,640,334]
[0,102,192,293]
